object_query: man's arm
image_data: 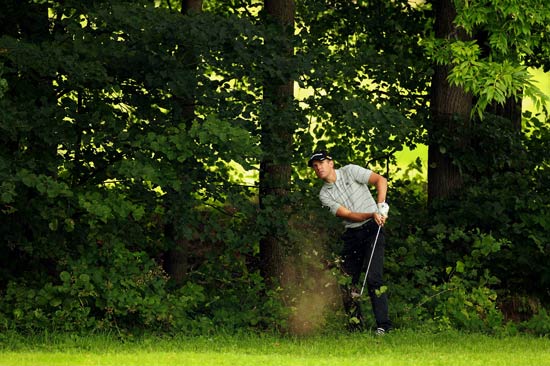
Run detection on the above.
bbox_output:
[368,171,387,204]
[334,171,388,225]
[335,206,385,226]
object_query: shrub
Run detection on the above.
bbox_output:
[0,239,172,332]
[520,308,550,336]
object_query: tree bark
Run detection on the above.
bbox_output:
[259,0,295,286]
[427,0,472,205]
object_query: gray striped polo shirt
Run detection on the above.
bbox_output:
[319,164,377,229]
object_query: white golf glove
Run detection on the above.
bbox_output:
[377,202,389,218]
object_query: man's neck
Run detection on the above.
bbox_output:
[324,169,337,184]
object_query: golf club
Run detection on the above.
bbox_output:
[352,202,389,299]
[359,225,382,296]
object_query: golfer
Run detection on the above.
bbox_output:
[308,150,392,334]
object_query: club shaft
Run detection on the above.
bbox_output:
[360,225,381,296]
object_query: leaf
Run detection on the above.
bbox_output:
[60,271,71,283]
[455,261,465,273]
[79,274,91,283]
[375,286,388,297]
[50,298,62,307]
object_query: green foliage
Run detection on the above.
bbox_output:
[423,232,506,333]
[382,107,550,333]
[0,0,285,334]
[385,222,507,333]
[294,0,431,164]
[1,0,550,336]
[0,231,286,334]
[427,114,550,300]
[424,0,550,117]
[0,67,7,99]
[427,278,503,333]
[1,240,171,332]
[520,308,550,336]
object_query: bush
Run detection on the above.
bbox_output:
[520,308,550,336]
[0,240,171,332]
[0,239,287,335]
[384,174,509,333]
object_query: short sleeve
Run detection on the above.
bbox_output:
[344,164,372,184]
[319,188,341,216]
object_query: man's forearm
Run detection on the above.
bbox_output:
[376,177,387,203]
[336,206,375,222]
[368,172,388,203]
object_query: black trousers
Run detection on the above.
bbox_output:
[340,220,392,330]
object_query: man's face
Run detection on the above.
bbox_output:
[311,159,333,180]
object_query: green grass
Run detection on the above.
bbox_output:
[2,330,550,366]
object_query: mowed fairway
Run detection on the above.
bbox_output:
[2,330,550,366]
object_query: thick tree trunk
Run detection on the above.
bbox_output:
[427,0,472,205]
[488,96,523,131]
[259,0,295,286]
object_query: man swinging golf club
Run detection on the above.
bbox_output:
[308,150,392,334]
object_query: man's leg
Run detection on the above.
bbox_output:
[340,286,364,331]
[365,228,392,331]
[340,229,367,330]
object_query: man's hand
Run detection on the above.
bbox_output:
[377,202,389,217]
[373,212,386,226]
[374,202,389,226]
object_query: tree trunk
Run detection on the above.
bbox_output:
[163,0,203,285]
[259,0,295,286]
[427,0,472,205]
[488,95,523,131]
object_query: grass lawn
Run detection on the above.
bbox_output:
[1,330,550,366]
